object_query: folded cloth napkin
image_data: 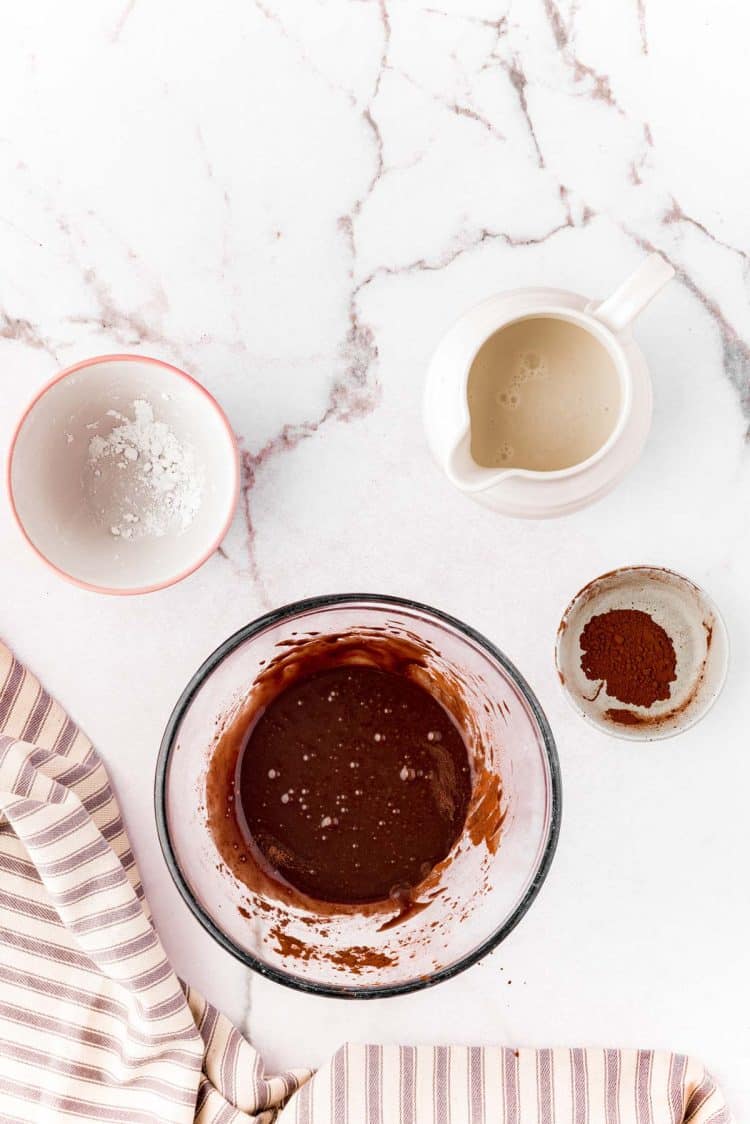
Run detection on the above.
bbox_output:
[0,642,733,1124]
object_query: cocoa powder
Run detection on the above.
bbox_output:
[579,608,677,708]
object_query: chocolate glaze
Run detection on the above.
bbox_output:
[205,629,502,924]
[235,665,471,904]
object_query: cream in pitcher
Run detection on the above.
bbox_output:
[423,253,675,518]
[467,316,621,472]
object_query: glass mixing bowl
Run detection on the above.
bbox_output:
[155,594,561,998]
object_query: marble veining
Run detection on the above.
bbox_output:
[1,0,749,1116]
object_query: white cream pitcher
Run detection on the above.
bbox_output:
[423,254,674,518]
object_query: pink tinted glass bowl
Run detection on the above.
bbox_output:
[155,594,561,998]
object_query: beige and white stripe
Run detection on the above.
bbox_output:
[282,1047,732,1124]
[0,642,734,1123]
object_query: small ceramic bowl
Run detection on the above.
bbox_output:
[555,566,728,741]
[8,355,240,595]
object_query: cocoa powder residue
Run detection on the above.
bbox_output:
[271,927,316,962]
[579,608,677,707]
[326,946,395,974]
[270,925,395,973]
[604,707,647,726]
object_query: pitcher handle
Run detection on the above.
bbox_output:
[590,253,675,334]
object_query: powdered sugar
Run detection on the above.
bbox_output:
[85,399,204,539]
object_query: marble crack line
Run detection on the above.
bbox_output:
[237,351,379,602]
[66,267,192,373]
[373,0,391,100]
[541,0,656,202]
[251,0,357,107]
[448,101,506,143]
[542,0,625,115]
[235,268,379,602]
[214,543,248,584]
[11,167,195,372]
[625,228,750,422]
[346,0,390,217]
[636,0,648,55]
[241,970,254,1042]
[663,198,750,267]
[499,54,545,167]
[2,168,176,364]
[355,215,581,293]
[0,215,44,248]
[111,0,136,43]
[422,7,508,34]
[628,124,655,185]
[0,310,58,359]
[387,66,505,143]
[359,106,385,208]
[53,207,194,373]
[477,50,597,231]
[224,0,388,598]
[193,123,243,328]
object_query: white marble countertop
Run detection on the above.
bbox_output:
[2,0,749,1115]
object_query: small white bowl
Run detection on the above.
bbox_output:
[8,355,240,595]
[555,566,728,741]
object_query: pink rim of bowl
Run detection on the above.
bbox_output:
[6,354,241,596]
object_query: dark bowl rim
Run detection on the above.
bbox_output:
[154,592,562,1000]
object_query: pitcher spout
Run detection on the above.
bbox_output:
[446,430,518,494]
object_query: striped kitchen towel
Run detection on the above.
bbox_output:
[280,1045,732,1123]
[0,641,309,1123]
[0,642,733,1123]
